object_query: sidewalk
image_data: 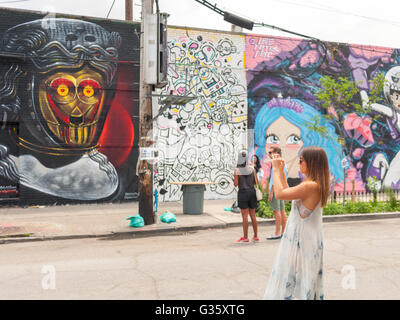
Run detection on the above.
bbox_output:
[0,199,399,244]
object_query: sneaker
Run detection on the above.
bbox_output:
[252,237,260,242]
[267,234,282,240]
[236,237,250,243]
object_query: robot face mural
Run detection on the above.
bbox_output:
[38,67,106,147]
[3,18,121,154]
[0,10,139,204]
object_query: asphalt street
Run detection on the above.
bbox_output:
[0,218,399,300]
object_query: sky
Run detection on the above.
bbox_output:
[1,0,400,48]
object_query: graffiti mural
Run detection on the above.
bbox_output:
[154,29,400,202]
[153,28,248,201]
[0,9,140,205]
[354,48,400,190]
[247,33,400,192]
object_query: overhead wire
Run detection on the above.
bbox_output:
[106,0,116,19]
[0,0,31,4]
[192,0,400,66]
[0,0,396,77]
[192,0,328,80]
[270,0,400,28]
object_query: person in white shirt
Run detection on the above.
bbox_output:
[267,146,288,240]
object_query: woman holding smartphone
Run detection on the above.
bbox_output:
[263,146,330,300]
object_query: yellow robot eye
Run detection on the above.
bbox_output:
[48,78,76,104]
[57,84,69,97]
[83,85,94,97]
[78,79,102,103]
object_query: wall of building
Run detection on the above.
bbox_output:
[153,27,248,201]
[2,9,399,206]
[247,34,399,193]
[154,26,400,201]
[0,8,140,205]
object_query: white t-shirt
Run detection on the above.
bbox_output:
[257,168,264,181]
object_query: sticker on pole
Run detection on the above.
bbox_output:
[140,147,158,160]
[341,158,349,169]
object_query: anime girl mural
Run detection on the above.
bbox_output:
[246,66,342,189]
[253,95,343,188]
[360,65,400,189]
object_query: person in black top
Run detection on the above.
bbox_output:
[252,154,264,189]
[233,150,259,243]
[253,154,262,173]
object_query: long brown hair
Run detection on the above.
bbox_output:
[301,146,330,207]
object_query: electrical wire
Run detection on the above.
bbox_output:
[0,0,395,78]
[193,0,321,41]
[0,0,31,3]
[269,0,400,28]
[194,0,400,53]
[194,0,224,16]
[106,0,116,19]
[192,0,327,80]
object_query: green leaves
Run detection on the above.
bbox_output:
[256,194,400,217]
[304,114,329,137]
[316,74,386,121]
[255,197,292,218]
[317,76,358,111]
[367,176,379,192]
[367,73,386,106]
[311,74,387,156]
[324,200,400,215]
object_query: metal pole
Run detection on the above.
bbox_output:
[343,167,346,204]
[138,0,155,225]
[126,0,133,21]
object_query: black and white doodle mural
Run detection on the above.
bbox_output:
[153,28,248,201]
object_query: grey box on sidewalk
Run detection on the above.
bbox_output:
[182,185,205,214]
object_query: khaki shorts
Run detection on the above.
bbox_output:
[269,192,285,211]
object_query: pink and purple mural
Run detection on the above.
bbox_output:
[247,34,400,192]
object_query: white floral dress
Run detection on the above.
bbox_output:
[263,199,324,300]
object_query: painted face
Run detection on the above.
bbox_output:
[38,66,105,147]
[390,90,400,110]
[264,116,304,177]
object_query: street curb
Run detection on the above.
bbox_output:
[322,212,400,222]
[0,212,398,245]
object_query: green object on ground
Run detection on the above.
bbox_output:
[160,211,176,223]
[126,214,145,228]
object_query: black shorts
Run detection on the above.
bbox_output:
[237,188,257,209]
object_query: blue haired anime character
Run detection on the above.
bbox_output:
[254,96,343,186]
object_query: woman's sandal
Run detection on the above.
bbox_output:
[267,234,282,240]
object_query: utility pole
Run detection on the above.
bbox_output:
[138,0,155,225]
[125,0,133,21]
